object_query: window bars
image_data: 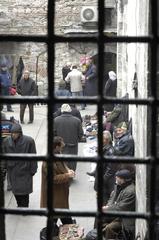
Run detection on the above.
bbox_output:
[0,0,158,239]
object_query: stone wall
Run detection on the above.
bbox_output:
[117,0,149,238]
[0,0,117,91]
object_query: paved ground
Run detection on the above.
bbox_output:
[3,103,97,240]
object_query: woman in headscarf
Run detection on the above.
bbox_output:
[104,71,117,112]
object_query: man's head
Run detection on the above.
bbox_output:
[115,169,132,185]
[61,104,72,113]
[115,122,127,138]
[53,136,65,153]
[103,130,112,146]
[11,123,23,141]
[72,65,77,69]
[23,70,30,80]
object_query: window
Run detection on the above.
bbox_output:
[0,1,158,240]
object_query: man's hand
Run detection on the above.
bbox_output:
[68,169,75,178]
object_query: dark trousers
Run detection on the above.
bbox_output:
[14,194,29,207]
[20,104,34,122]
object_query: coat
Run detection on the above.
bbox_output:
[84,63,97,96]
[40,161,71,209]
[3,134,37,195]
[65,68,84,93]
[106,181,135,232]
[104,78,117,111]
[18,77,36,96]
[94,144,116,204]
[54,113,83,155]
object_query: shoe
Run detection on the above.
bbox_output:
[28,121,33,124]
[21,121,24,124]
[86,171,96,177]
[7,109,14,112]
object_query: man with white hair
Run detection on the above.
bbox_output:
[54,104,83,171]
[18,70,37,124]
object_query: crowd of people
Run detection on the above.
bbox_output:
[0,59,137,240]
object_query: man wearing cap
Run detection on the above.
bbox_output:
[54,104,83,171]
[86,169,135,240]
[18,70,37,124]
[113,121,135,179]
[3,123,38,207]
[114,121,134,157]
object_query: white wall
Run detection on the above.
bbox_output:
[117,0,150,238]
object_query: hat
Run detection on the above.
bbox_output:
[116,122,127,130]
[61,104,72,113]
[11,123,22,133]
[115,169,132,180]
[108,71,117,81]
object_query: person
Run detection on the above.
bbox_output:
[113,121,135,181]
[2,123,37,207]
[93,131,116,205]
[114,121,134,157]
[40,136,75,239]
[84,57,98,96]
[104,93,129,135]
[86,169,135,240]
[16,56,24,85]
[104,71,117,112]
[54,104,83,171]
[53,103,83,122]
[18,70,37,124]
[62,62,72,91]
[54,80,71,112]
[0,63,14,112]
[65,65,85,110]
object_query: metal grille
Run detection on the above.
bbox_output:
[0,0,158,239]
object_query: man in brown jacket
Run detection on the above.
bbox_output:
[40,136,75,223]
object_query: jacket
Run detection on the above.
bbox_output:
[106,181,135,232]
[65,68,84,92]
[40,161,71,209]
[94,144,116,204]
[18,77,36,96]
[3,134,37,195]
[0,71,12,87]
[114,132,134,157]
[54,113,83,154]
[84,63,97,96]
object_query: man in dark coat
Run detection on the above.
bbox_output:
[93,130,116,205]
[113,122,135,178]
[3,123,37,207]
[62,62,71,92]
[53,103,83,122]
[84,58,98,96]
[18,70,36,124]
[86,169,135,240]
[104,71,117,111]
[54,80,71,112]
[54,104,83,171]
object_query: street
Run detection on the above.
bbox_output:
[4,104,97,240]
